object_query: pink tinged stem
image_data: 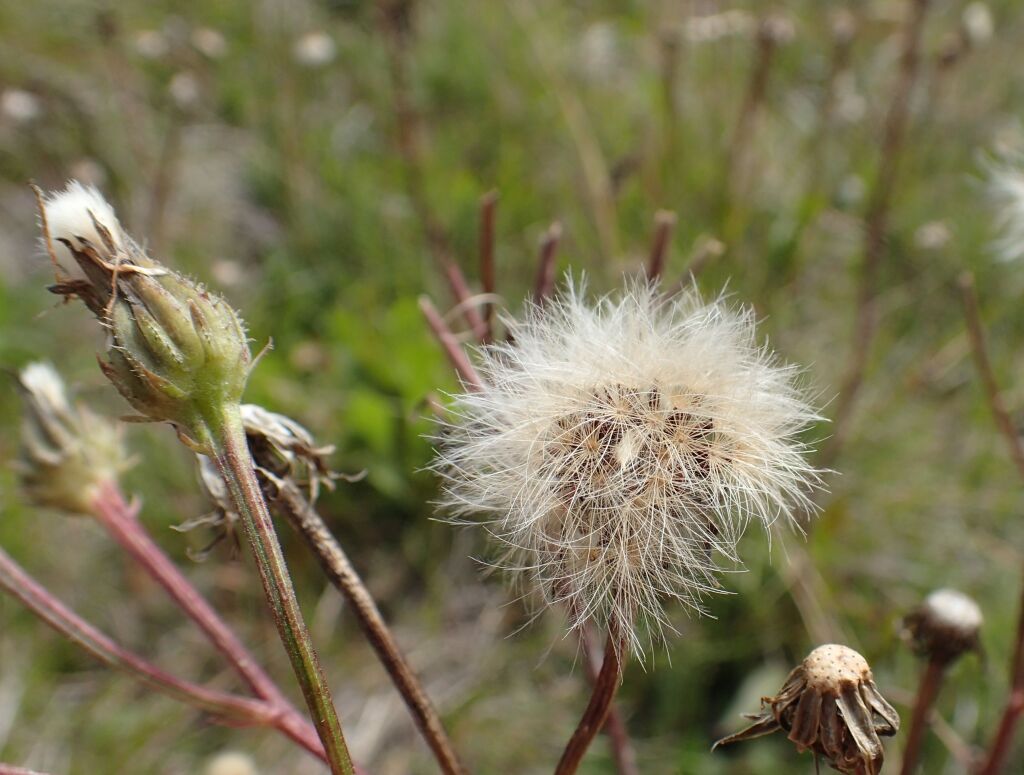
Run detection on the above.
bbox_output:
[419,295,484,391]
[0,545,270,725]
[899,657,946,775]
[533,222,563,305]
[86,479,325,760]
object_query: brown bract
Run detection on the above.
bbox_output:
[714,644,900,775]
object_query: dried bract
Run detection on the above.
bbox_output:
[903,588,983,666]
[16,362,131,515]
[715,644,899,775]
[433,282,820,653]
[37,181,252,452]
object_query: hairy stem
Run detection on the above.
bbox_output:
[88,479,324,759]
[0,545,268,725]
[555,628,624,775]
[266,474,467,775]
[208,404,353,775]
[899,657,946,775]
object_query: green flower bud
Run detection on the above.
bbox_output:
[38,182,252,452]
[16,362,132,515]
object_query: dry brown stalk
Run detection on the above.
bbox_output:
[533,222,563,305]
[824,0,933,465]
[645,210,677,283]
[479,191,499,338]
[580,623,639,775]
[899,657,947,775]
[419,295,485,390]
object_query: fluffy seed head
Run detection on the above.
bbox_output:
[987,158,1024,262]
[433,282,820,652]
[16,362,131,515]
[41,181,125,272]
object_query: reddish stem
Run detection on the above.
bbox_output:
[88,479,324,759]
[0,545,269,725]
[533,223,563,305]
[419,295,484,390]
[479,191,499,338]
[555,627,624,775]
[579,624,638,775]
[645,211,677,283]
[899,657,946,775]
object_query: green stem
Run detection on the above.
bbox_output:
[207,403,354,775]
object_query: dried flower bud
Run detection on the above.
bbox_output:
[37,181,252,452]
[15,362,131,515]
[903,588,983,666]
[715,644,899,775]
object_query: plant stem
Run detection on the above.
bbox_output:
[977,564,1024,775]
[579,623,638,775]
[266,474,467,775]
[208,403,354,775]
[899,656,946,775]
[419,295,485,391]
[87,479,324,759]
[554,627,624,775]
[0,545,268,725]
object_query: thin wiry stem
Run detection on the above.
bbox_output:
[959,273,1024,479]
[533,222,563,305]
[0,765,53,775]
[824,0,932,464]
[580,623,638,775]
[88,479,324,758]
[555,625,625,775]
[208,404,354,775]
[479,191,499,340]
[264,472,467,775]
[961,272,1024,775]
[419,295,485,390]
[899,657,946,775]
[645,211,677,283]
[0,544,269,726]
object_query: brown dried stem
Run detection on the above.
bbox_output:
[645,211,677,283]
[554,625,625,775]
[479,191,499,338]
[263,472,467,775]
[961,272,1024,774]
[533,222,563,305]
[579,623,638,775]
[88,479,323,757]
[419,295,484,391]
[824,0,932,465]
[899,656,947,775]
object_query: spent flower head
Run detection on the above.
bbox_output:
[433,281,820,652]
[903,588,983,666]
[36,181,252,452]
[15,362,131,515]
[715,644,899,775]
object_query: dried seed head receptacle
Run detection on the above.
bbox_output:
[715,644,900,775]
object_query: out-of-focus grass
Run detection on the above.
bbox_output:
[1,1,1024,772]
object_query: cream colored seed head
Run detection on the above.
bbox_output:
[802,644,872,692]
[923,588,983,635]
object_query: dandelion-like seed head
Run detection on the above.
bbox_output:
[434,282,820,653]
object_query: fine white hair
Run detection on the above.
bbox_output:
[433,280,821,655]
[40,180,124,272]
[987,159,1024,262]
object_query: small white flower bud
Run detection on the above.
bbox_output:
[904,588,983,664]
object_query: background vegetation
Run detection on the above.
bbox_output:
[1,0,1023,772]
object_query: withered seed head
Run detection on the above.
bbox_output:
[715,644,900,775]
[903,588,983,666]
[15,362,132,515]
[37,181,252,453]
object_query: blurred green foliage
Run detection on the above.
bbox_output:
[1,0,1024,773]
